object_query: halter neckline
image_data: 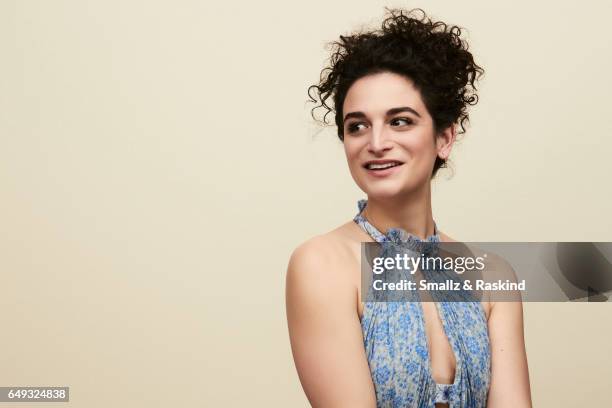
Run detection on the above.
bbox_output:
[353,199,440,245]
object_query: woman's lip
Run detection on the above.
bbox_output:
[364,163,403,177]
[363,160,404,167]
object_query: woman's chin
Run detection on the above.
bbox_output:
[362,185,408,200]
[359,177,425,200]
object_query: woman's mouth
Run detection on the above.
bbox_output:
[363,160,404,177]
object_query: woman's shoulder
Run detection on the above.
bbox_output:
[289,221,360,268]
[286,221,362,292]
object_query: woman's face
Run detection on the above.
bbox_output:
[342,71,454,200]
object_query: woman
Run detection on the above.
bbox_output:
[286,7,532,408]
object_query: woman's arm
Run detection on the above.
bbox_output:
[486,299,533,407]
[286,238,377,408]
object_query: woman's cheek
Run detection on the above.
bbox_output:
[344,145,361,173]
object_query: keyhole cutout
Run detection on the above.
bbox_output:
[415,270,458,399]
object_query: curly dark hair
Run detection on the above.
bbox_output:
[307,7,484,176]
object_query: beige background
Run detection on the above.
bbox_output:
[1,0,611,406]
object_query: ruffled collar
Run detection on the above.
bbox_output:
[353,199,440,248]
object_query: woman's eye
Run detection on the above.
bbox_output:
[391,117,413,126]
[347,123,367,134]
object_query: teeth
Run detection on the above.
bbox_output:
[367,162,400,170]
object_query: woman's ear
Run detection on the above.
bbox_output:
[436,124,457,161]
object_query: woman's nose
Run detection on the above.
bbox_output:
[368,125,392,154]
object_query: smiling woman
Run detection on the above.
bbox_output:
[341,73,452,199]
[286,7,532,408]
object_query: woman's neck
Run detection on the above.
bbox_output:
[362,184,436,240]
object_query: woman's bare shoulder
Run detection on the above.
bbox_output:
[287,222,362,281]
[286,222,362,308]
[291,221,363,257]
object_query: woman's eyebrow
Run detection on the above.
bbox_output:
[343,106,421,121]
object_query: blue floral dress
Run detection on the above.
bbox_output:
[354,199,491,407]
